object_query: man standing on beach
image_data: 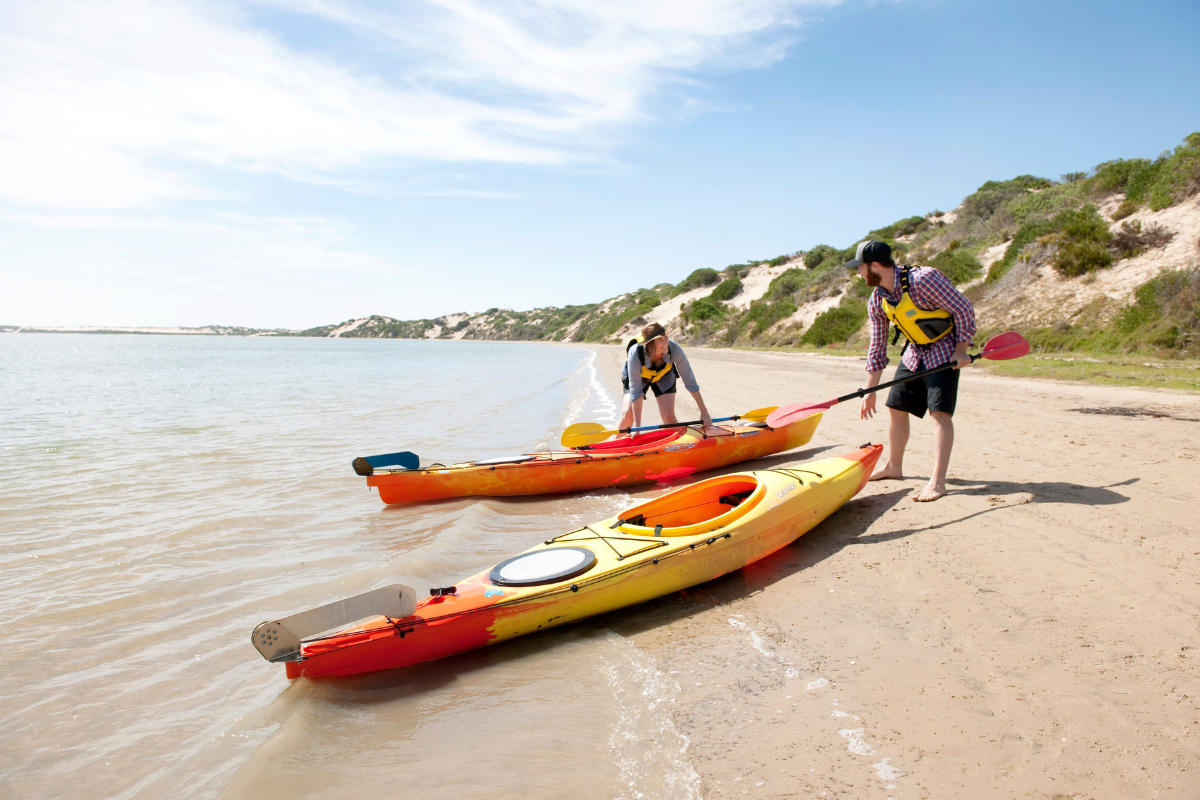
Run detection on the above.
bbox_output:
[847,240,976,502]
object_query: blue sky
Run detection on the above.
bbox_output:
[2,0,1198,328]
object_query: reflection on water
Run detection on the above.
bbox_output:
[0,335,697,800]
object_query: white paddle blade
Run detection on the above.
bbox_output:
[252,584,418,663]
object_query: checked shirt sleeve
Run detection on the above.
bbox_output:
[913,268,976,348]
[865,291,891,373]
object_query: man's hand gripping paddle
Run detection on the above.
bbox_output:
[765,331,1030,428]
[560,406,778,448]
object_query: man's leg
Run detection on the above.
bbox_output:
[871,407,910,480]
[655,392,678,425]
[914,410,953,502]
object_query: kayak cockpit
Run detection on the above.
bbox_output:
[573,428,683,453]
[617,474,764,537]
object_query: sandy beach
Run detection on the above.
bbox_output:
[589,343,1199,799]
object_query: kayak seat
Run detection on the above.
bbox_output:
[619,475,764,536]
[719,489,754,507]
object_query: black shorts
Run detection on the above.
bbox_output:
[885,360,960,418]
[621,373,677,398]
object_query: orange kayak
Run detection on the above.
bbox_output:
[274,442,878,679]
[366,413,822,504]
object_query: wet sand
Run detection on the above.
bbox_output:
[589,343,1200,799]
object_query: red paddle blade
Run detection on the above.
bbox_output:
[980,331,1029,361]
[766,398,837,428]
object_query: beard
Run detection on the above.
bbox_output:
[863,267,882,287]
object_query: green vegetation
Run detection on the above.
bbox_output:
[928,247,983,285]
[1091,134,1200,217]
[800,302,867,347]
[869,215,928,240]
[1047,205,1113,277]
[681,296,725,324]
[673,268,721,295]
[709,277,743,302]
[803,244,846,271]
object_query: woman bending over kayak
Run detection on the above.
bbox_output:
[619,322,714,433]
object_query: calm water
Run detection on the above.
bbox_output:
[0,335,701,800]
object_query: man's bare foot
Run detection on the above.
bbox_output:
[913,480,947,502]
[870,462,903,481]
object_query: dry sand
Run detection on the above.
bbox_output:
[587,343,1199,800]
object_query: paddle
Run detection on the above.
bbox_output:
[352,451,419,477]
[765,331,1030,428]
[561,405,779,448]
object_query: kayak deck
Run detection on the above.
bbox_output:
[279,443,880,679]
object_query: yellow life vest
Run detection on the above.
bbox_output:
[880,265,955,346]
[626,334,676,384]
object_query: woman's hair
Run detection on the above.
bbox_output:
[640,322,666,343]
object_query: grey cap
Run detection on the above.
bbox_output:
[844,240,892,270]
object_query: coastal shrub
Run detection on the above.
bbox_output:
[1009,180,1087,226]
[675,268,721,294]
[803,244,841,271]
[724,264,753,279]
[800,303,868,347]
[1049,205,1113,277]
[1053,240,1112,277]
[743,298,796,336]
[1112,221,1175,260]
[682,296,725,324]
[847,277,873,298]
[767,253,794,267]
[1061,172,1087,184]
[1090,158,1152,195]
[961,175,1051,225]
[929,248,983,286]
[766,268,807,299]
[1147,132,1200,210]
[709,277,743,302]
[1092,136,1200,217]
[1112,268,1200,353]
[1111,197,1140,221]
[987,219,1058,283]
[870,215,928,240]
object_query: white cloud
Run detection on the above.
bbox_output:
[0,0,837,209]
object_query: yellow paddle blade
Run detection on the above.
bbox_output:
[560,422,615,448]
[740,406,778,422]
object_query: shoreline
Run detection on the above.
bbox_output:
[583,342,1200,799]
[15,328,1196,395]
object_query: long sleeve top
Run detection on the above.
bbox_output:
[865,265,976,373]
[625,340,700,401]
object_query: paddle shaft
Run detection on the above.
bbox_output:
[835,353,979,405]
[621,414,739,434]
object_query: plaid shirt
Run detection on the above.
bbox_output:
[866,265,976,373]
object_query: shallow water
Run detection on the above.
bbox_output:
[0,335,701,800]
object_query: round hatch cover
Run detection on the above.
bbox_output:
[489,547,597,587]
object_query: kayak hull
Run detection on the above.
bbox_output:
[287,442,880,679]
[366,413,822,504]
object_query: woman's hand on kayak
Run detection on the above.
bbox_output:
[701,411,713,427]
[860,393,877,420]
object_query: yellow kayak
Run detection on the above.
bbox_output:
[257,442,882,679]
